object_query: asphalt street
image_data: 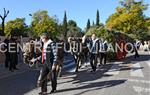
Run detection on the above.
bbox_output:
[0,52,150,95]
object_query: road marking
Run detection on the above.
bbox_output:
[145,61,150,68]
[63,61,75,69]
[105,62,122,75]
[128,78,150,84]
[133,86,150,93]
[130,63,144,77]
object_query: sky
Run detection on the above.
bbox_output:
[0,0,150,30]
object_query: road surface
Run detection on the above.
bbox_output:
[0,52,150,95]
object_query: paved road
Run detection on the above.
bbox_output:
[0,52,150,95]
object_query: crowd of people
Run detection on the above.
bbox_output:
[2,32,149,95]
[3,36,20,72]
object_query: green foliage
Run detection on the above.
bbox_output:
[0,24,2,30]
[0,25,2,34]
[146,18,150,31]
[86,19,90,31]
[62,11,68,41]
[67,20,83,37]
[92,21,95,26]
[106,0,149,40]
[68,20,77,27]
[31,10,58,38]
[86,25,114,43]
[96,10,100,26]
[107,51,117,61]
[5,18,28,36]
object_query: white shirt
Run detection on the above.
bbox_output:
[43,39,52,59]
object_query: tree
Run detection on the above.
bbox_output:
[86,19,91,31]
[0,8,9,36]
[96,10,100,26]
[31,10,58,38]
[68,20,77,27]
[62,11,68,41]
[106,0,149,40]
[146,18,150,31]
[67,20,83,37]
[0,24,2,35]
[5,18,28,36]
[92,21,95,26]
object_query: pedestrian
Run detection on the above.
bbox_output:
[99,40,108,65]
[9,36,19,72]
[89,33,99,72]
[31,33,58,95]
[3,36,10,68]
[134,42,140,59]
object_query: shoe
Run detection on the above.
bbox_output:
[37,81,42,87]
[9,69,14,72]
[39,92,47,95]
[39,92,42,95]
[98,64,102,67]
[14,67,19,70]
[50,89,56,94]
[90,70,96,72]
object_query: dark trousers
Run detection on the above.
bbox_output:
[5,52,10,67]
[134,49,139,59]
[90,53,98,71]
[39,63,57,92]
[9,54,18,70]
[100,53,107,65]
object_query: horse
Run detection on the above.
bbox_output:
[54,38,64,77]
[22,40,41,68]
[22,39,64,78]
[68,36,89,72]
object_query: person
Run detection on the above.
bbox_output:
[99,40,108,65]
[82,35,90,65]
[134,42,140,59]
[9,36,19,72]
[31,33,58,95]
[135,40,141,50]
[89,33,99,72]
[4,36,10,68]
[117,39,127,60]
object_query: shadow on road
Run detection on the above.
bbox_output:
[0,70,39,95]
[123,53,150,62]
[53,79,126,94]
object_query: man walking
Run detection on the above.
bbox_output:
[9,36,19,72]
[31,33,58,95]
[89,33,99,72]
[4,36,10,68]
[99,40,108,65]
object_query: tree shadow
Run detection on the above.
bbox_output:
[0,70,39,95]
[56,63,114,85]
[52,79,127,94]
[109,53,150,72]
[60,53,148,85]
[123,53,150,62]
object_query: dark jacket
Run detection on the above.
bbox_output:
[37,40,58,67]
[89,38,100,54]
